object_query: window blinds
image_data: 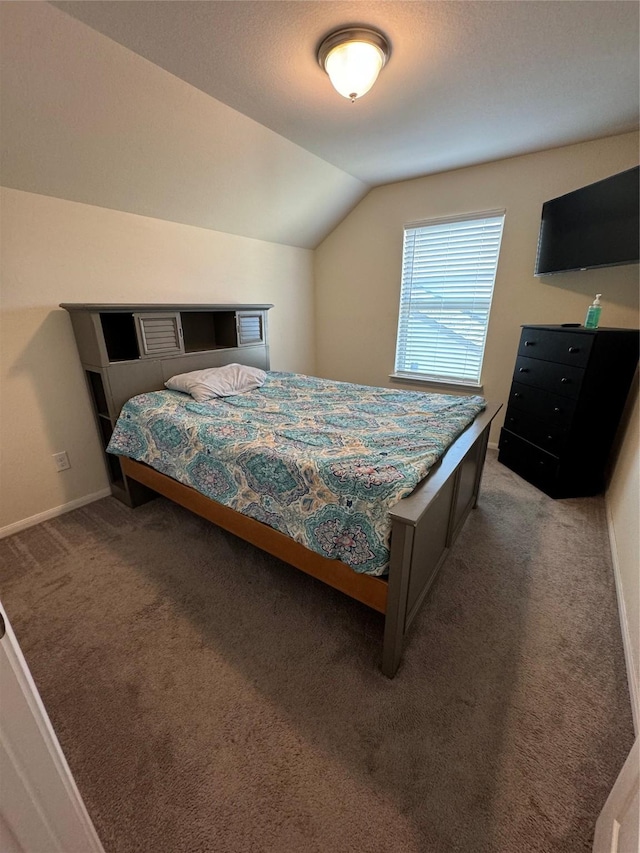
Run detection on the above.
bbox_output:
[395,212,505,385]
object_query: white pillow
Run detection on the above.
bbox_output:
[165,363,266,402]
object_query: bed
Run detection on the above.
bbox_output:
[106,369,500,677]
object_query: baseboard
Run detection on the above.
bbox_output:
[605,499,639,736]
[0,489,112,540]
[488,441,499,450]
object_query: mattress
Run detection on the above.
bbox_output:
[107,372,486,576]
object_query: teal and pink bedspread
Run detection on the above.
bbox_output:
[107,372,485,576]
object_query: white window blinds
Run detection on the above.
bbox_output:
[394,212,505,385]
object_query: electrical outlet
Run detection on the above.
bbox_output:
[52,451,71,472]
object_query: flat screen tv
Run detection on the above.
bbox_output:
[535,166,639,275]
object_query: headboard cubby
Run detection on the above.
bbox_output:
[61,303,273,506]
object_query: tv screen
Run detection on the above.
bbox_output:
[535,166,640,275]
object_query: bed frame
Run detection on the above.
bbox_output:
[120,402,500,677]
[61,303,500,677]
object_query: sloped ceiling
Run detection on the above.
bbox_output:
[1,1,638,248]
[52,0,640,185]
[0,2,366,248]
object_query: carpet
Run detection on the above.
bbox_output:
[0,452,634,852]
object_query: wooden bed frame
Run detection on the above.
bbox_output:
[120,401,500,677]
[61,302,500,677]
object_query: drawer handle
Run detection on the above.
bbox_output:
[519,367,529,373]
[514,392,522,398]
[508,417,516,423]
[547,435,554,441]
[538,461,545,466]
[560,377,570,384]
[554,407,561,413]
[568,346,580,354]
[524,340,535,347]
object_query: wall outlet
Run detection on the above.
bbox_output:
[52,451,71,472]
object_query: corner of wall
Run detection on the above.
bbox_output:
[605,388,640,734]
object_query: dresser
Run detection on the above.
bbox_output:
[61,303,272,507]
[498,325,638,498]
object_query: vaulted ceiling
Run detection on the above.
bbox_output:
[1,1,638,248]
[51,0,640,185]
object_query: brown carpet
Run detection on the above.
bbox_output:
[0,451,634,853]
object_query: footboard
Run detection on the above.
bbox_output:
[382,403,501,677]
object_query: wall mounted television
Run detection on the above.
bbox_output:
[535,166,639,276]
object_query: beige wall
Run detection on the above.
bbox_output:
[315,130,639,723]
[0,188,315,530]
[607,389,640,726]
[315,132,638,398]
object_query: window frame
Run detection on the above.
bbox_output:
[392,209,506,389]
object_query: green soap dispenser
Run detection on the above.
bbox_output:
[584,294,602,329]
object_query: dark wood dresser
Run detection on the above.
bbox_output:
[498,325,638,498]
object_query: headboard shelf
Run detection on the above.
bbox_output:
[60,303,274,312]
[62,303,272,506]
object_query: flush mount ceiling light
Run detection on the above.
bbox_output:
[317,27,390,102]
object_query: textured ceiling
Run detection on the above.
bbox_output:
[2,1,638,249]
[54,0,639,185]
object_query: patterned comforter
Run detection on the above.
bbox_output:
[107,372,486,576]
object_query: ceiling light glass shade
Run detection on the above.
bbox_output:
[318,28,390,102]
[324,41,383,100]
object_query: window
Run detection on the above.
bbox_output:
[394,211,505,386]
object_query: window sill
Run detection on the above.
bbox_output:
[389,373,484,393]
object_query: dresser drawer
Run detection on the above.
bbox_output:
[503,406,569,455]
[508,381,577,427]
[518,329,593,367]
[498,429,560,495]
[513,356,584,399]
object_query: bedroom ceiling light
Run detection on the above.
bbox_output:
[317,27,390,102]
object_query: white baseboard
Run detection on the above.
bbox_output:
[0,489,112,540]
[605,499,639,736]
[488,441,499,450]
